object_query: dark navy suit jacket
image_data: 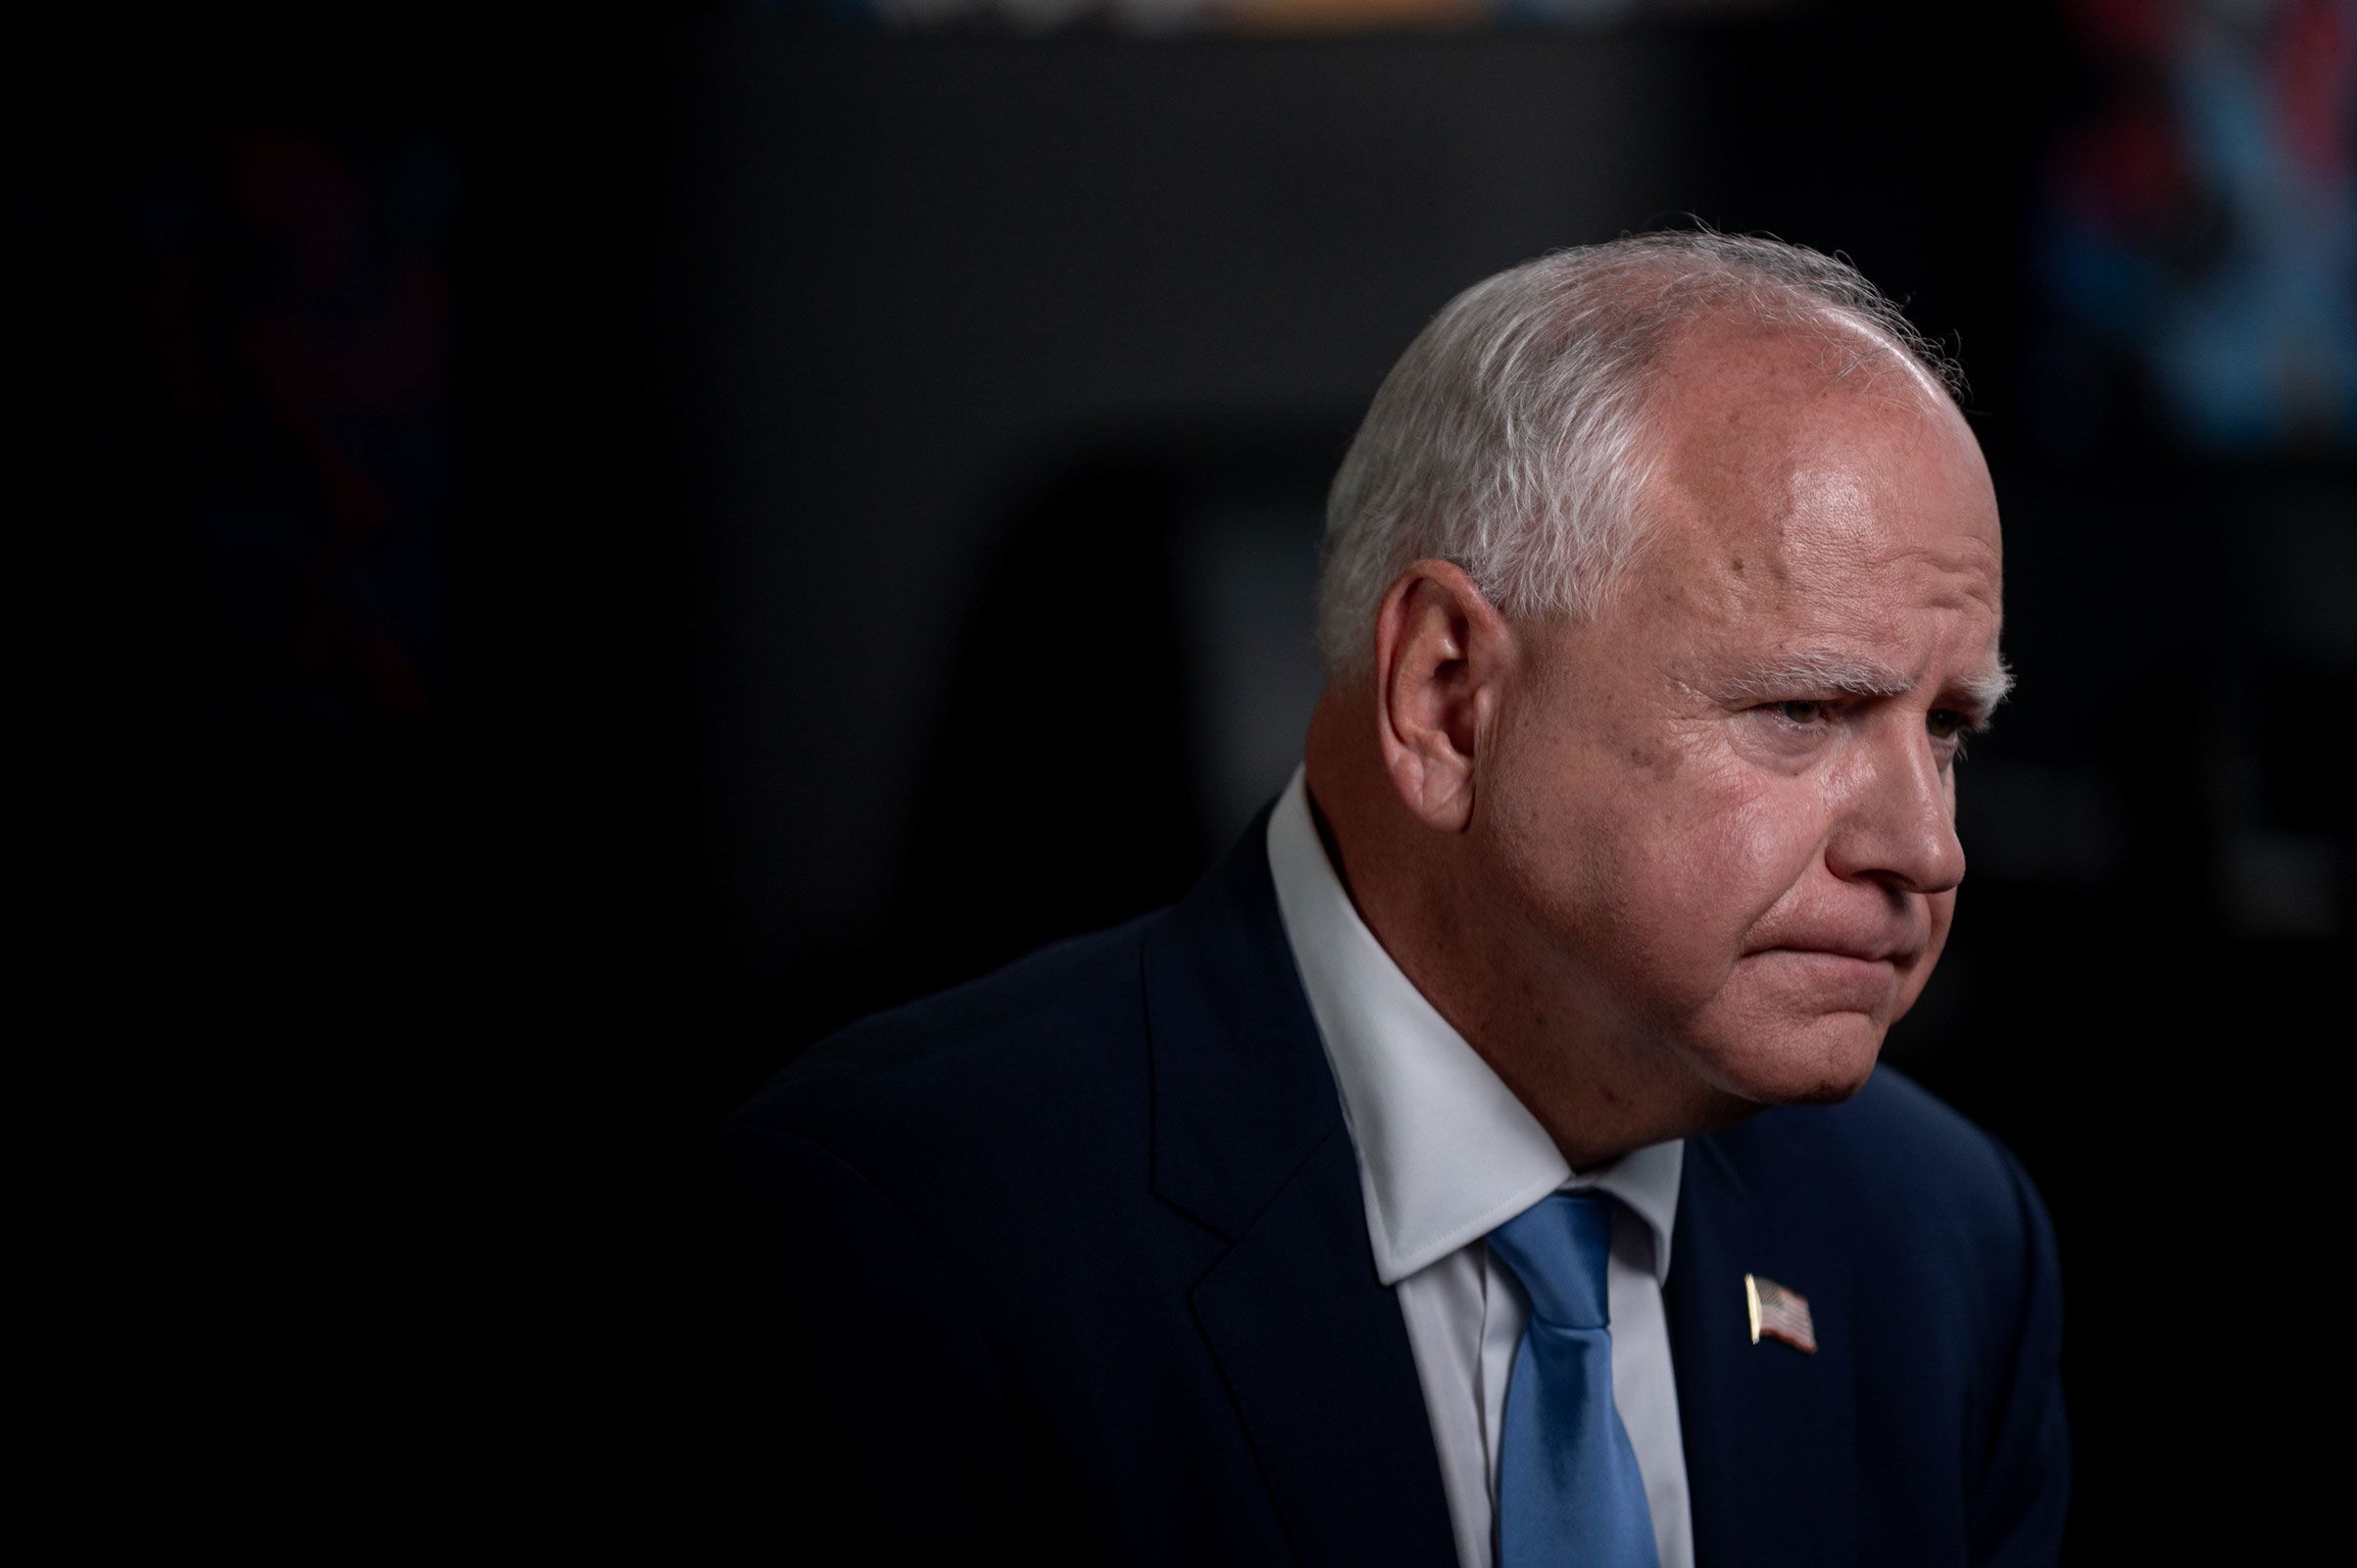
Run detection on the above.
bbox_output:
[708,807,2068,1564]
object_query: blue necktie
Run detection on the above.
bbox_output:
[1487,1192,1661,1568]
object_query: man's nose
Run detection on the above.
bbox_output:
[1828,729,1967,896]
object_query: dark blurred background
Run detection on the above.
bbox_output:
[31,0,2353,1553]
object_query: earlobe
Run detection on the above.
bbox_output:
[1372,561,1507,833]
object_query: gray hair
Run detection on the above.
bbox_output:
[1315,231,1963,675]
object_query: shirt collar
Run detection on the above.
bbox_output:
[1265,766,1683,1288]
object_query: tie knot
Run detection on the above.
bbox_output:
[1487,1191,1615,1330]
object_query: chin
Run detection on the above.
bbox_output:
[1704,1011,1889,1107]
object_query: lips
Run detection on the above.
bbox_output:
[1744,903,1931,966]
[1773,942,1906,963]
[1745,930,1922,964]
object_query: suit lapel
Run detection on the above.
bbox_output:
[1143,806,1874,1564]
[1668,1125,1860,1566]
[1190,1122,1458,1566]
[1144,807,1457,1567]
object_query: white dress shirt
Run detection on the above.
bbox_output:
[1264,767,1695,1568]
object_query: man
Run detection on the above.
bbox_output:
[706,232,2068,1565]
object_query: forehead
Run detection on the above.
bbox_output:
[1633,317,2003,616]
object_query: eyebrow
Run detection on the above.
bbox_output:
[1724,647,2016,719]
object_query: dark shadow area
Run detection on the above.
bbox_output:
[31,4,2353,1554]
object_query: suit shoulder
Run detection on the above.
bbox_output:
[1723,1076,2069,1554]
[1718,1066,2051,1272]
[1824,1066,2021,1193]
[720,910,1160,1169]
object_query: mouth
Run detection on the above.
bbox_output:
[1745,926,1923,966]
[1741,947,1908,1011]
[1766,943,1910,965]
[1746,948,1899,974]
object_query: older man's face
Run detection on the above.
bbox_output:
[1473,319,2006,1110]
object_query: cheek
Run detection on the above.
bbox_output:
[1892,892,1959,1014]
[1678,779,1828,925]
[1926,889,1957,944]
[1603,778,1826,992]
[1480,716,1825,974]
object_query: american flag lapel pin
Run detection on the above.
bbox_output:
[1744,1273,1818,1354]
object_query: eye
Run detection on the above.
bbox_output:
[1926,710,1965,741]
[1774,700,1827,725]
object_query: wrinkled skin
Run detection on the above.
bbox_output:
[1475,319,2005,1128]
[1311,314,2008,1164]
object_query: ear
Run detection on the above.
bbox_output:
[1372,560,1515,833]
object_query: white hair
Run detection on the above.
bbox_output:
[1315,231,1965,675]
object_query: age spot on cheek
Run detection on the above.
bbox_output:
[1623,737,1686,781]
